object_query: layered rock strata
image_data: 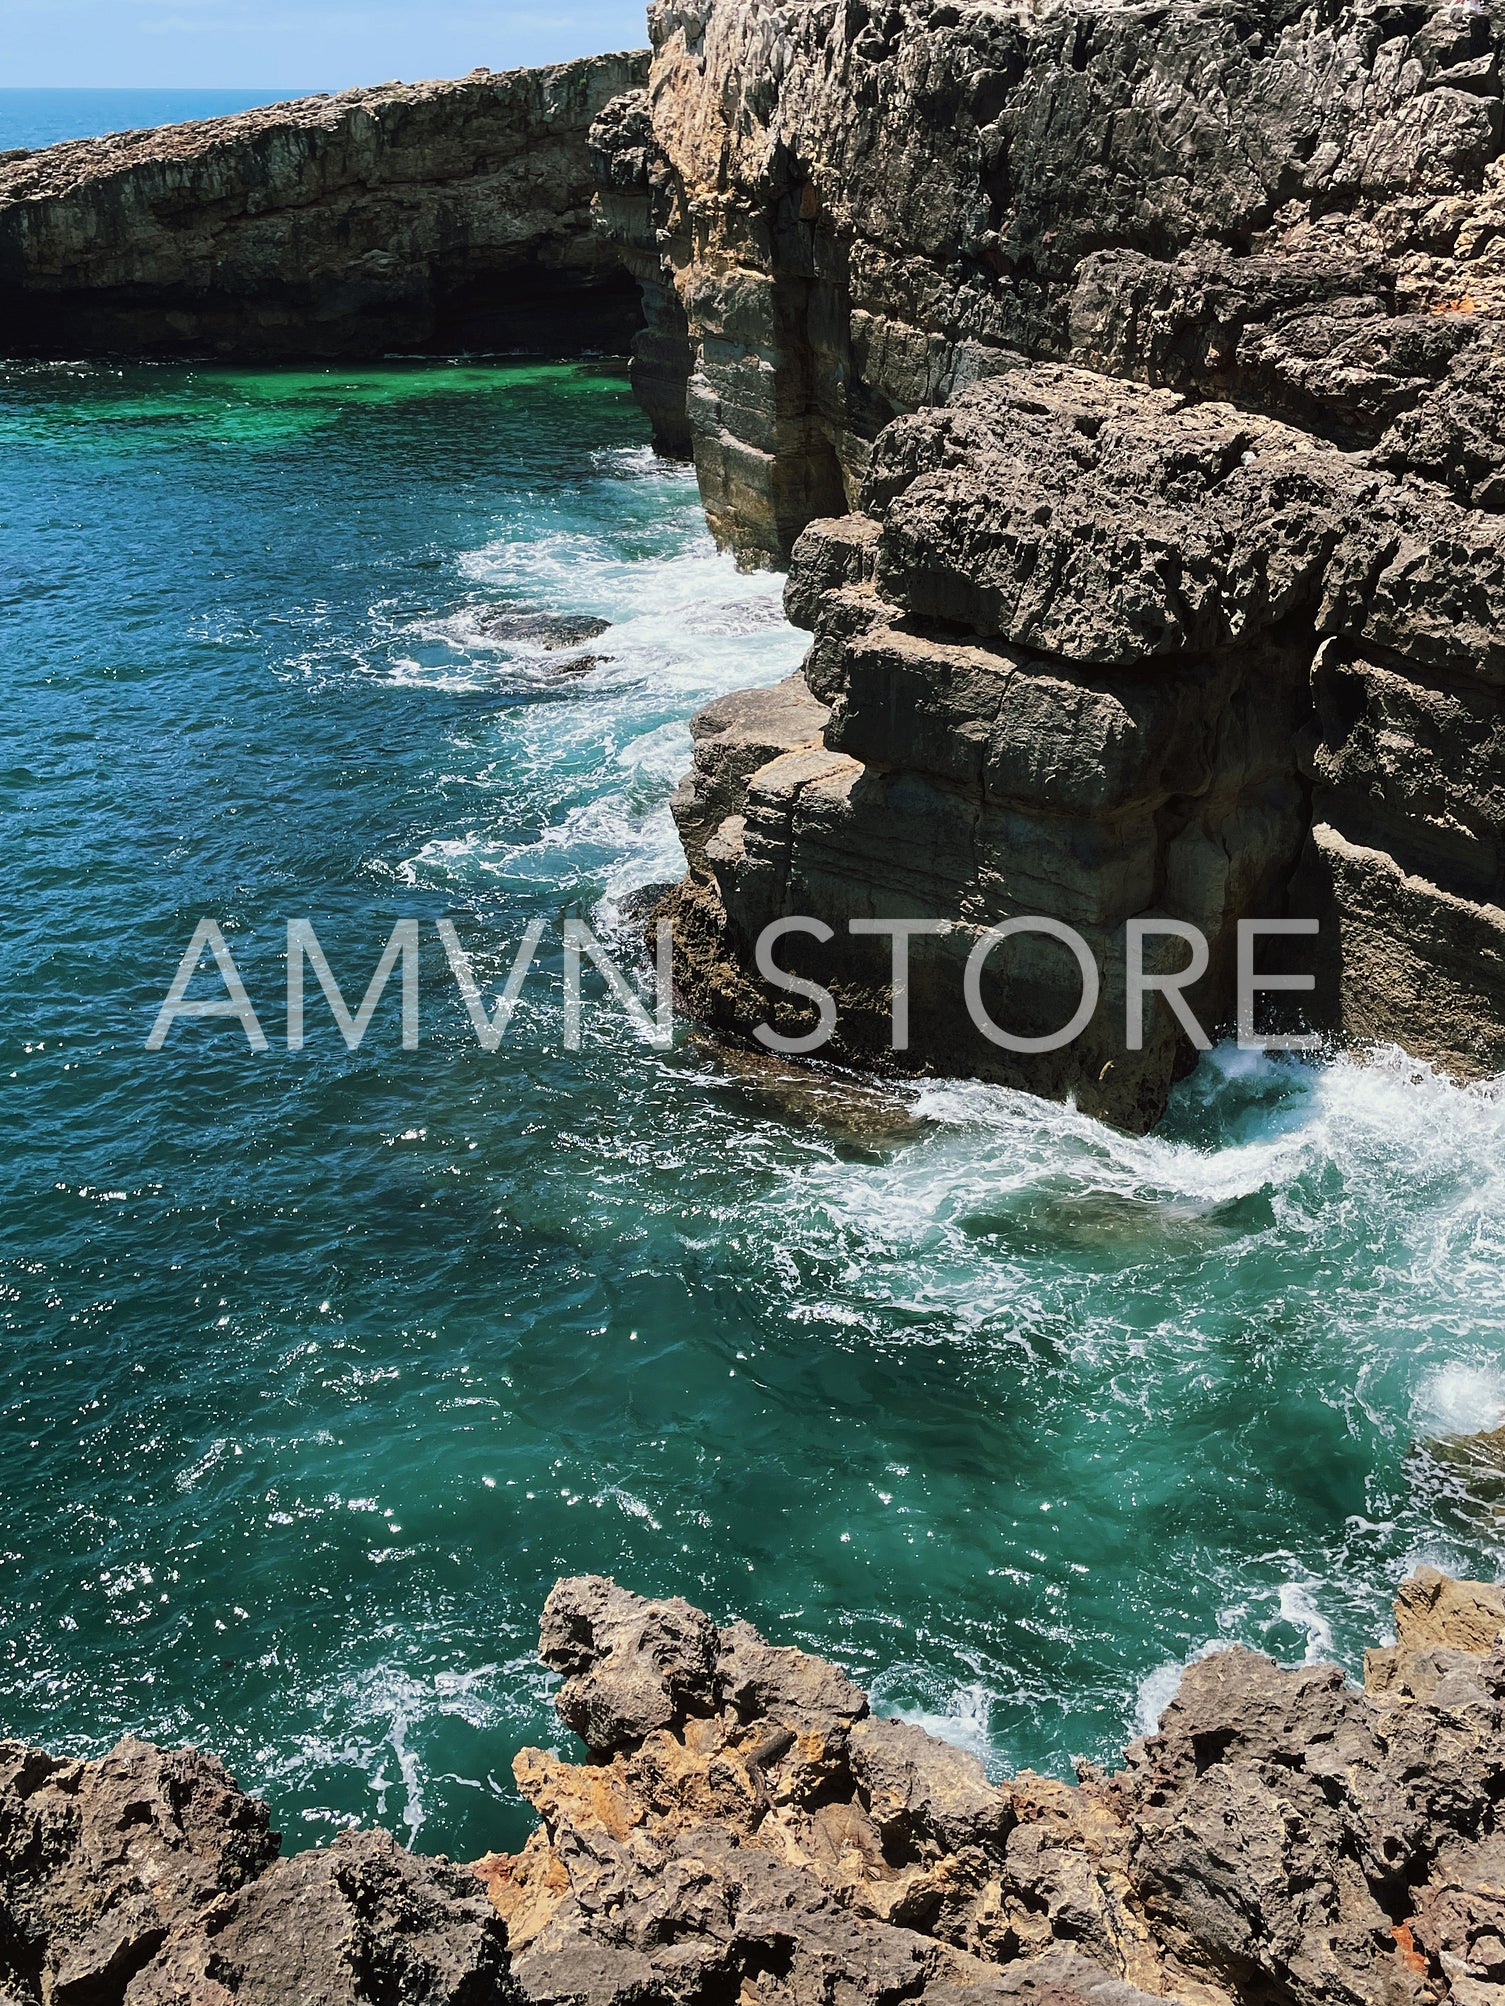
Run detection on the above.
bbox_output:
[592,0,1505,1124]
[0,56,647,359]
[598,0,1505,564]
[661,356,1505,1126]
[5,1567,1503,2004]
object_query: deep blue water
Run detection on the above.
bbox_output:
[1,356,1502,1864]
[0,91,320,154]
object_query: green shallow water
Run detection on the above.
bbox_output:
[2,357,1503,1857]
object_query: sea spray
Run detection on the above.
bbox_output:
[2,358,1501,1864]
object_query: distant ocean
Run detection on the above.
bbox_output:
[0,89,322,153]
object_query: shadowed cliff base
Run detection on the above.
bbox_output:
[0,57,649,360]
[3,1565,1504,2003]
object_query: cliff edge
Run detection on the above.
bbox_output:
[592,0,1505,1126]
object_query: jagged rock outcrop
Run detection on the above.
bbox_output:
[477,1570,1505,2006]
[0,56,647,358]
[660,355,1505,1125]
[0,1736,513,2003]
[4,1570,1503,2002]
[592,0,1505,1125]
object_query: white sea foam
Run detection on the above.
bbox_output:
[892,1682,997,1764]
[910,1071,1309,1209]
[271,1658,515,1845]
[1277,1581,1335,1663]
[1134,1659,1187,1736]
[1416,1361,1505,1437]
[282,422,1505,1830]
[388,516,805,895]
[799,1046,1505,1277]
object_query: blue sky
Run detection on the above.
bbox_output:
[0,2,650,89]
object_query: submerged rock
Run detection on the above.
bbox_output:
[2,1570,1503,2001]
[685,1033,931,1150]
[476,609,613,651]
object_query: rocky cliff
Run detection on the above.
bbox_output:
[593,0,1505,1127]
[0,55,648,358]
[3,1568,1503,2004]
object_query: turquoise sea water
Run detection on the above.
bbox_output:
[0,91,320,154]
[2,357,1503,1861]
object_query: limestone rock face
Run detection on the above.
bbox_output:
[1394,1563,1505,1653]
[592,0,1505,1123]
[477,1568,1505,2005]
[661,356,1505,1124]
[0,56,647,358]
[595,0,1505,564]
[0,1737,513,2004]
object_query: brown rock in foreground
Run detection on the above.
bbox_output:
[2,1569,1503,2000]
[0,1736,513,2003]
[0,56,647,359]
[482,1570,1505,2006]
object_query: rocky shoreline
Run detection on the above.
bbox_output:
[4,2,1505,1124]
[588,0,1505,1127]
[2,1568,1502,2004]
[2,15,1503,1998]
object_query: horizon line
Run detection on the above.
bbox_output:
[0,85,337,94]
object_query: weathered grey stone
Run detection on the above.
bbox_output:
[660,368,1345,1127]
[923,1946,1193,2005]
[128,1830,514,2005]
[1108,1625,1505,2006]
[849,1717,1011,1855]
[593,0,1505,1124]
[7,1572,1504,2003]
[1395,1564,1505,1654]
[539,1574,722,1754]
[717,1619,869,1746]
[477,611,612,651]
[0,1736,276,2005]
[0,1740,511,2005]
[670,675,830,879]
[594,0,1505,564]
[0,56,648,358]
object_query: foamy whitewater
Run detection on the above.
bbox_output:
[1,358,1501,1861]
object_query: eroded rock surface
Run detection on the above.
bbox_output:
[592,0,1505,1124]
[0,1737,513,2003]
[478,1570,1505,2006]
[663,355,1505,1123]
[0,56,647,358]
[595,0,1505,564]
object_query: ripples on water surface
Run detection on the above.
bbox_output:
[1,358,1501,1855]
